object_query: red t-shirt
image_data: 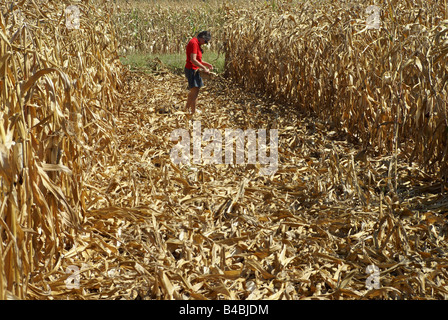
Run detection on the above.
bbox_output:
[185,37,202,70]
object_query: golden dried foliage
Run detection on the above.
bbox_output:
[1,0,448,302]
[0,1,122,299]
[112,0,228,54]
[223,0,448,177]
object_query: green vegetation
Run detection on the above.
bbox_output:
[120,50,225,75]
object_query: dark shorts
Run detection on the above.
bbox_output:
[184,67,204,89]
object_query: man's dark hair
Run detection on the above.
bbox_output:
[197,31,211,42]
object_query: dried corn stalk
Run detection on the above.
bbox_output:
[223,0,448,178]
[112,0,228,54]
[0,0,123,299]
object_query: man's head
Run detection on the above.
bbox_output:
[197,31,211,45]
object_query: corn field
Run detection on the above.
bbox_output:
[1,0,448,302]
[112,0,227,54]
[224,0,448,179]
[0,1,122,299]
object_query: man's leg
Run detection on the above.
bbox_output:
[186,87,200,115]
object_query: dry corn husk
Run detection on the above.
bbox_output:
[58,64,448,300]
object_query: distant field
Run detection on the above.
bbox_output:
[113,0,228,53]
[114,0,231,72]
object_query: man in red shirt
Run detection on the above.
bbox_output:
[184,31,213,116]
